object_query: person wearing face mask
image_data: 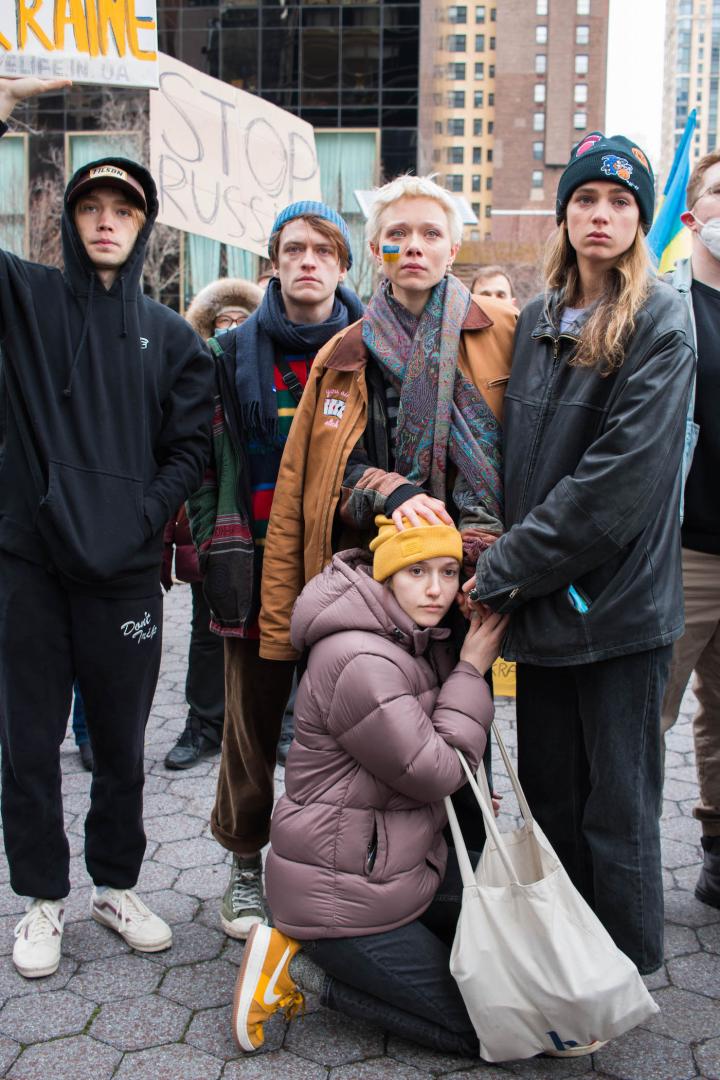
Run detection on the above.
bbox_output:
[162,278,263,770]
[661,153,720,910]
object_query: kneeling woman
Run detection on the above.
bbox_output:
[232,518,507,1053]
[467,133,696,974]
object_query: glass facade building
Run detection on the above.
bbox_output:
[158,0,419,178]
[13,1,420,179]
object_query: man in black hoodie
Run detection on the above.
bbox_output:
[0,78,214,978]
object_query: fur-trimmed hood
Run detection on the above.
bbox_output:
[185,277,264,339]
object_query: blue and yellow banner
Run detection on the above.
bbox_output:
[647,110,697,274]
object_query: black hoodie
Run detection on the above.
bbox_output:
[0,140,214,595]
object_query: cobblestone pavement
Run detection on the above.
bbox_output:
[0,584,718,1079]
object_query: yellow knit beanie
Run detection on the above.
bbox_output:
[369,515,463,582]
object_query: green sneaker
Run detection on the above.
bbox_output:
[221,854,267,940]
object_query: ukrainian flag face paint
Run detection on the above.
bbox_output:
[375,196,458,299]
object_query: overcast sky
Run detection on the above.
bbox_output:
[605,0,666,169]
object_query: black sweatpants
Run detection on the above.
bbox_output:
[0,552,163,900]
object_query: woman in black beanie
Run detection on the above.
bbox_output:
[465,132,696,981]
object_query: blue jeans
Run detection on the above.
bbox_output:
[516,646,672,974]
[304,851,479,1057]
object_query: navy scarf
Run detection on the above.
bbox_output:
[232,276,364,441]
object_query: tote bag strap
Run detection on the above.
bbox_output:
[489,721,534,825]
[444,724,541,887]
[443,791,478,888]
[452,749,521,883]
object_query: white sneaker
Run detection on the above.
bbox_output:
[13,898,65,978]
[90,887,172,952]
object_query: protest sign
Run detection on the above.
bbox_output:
[492,657,516,697]
[0,0,158,87]
[150,52,321,255]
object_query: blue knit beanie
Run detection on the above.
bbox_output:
[269,200,353,268]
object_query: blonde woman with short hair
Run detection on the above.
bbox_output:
[260,173,516,664]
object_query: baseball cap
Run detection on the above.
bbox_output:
[68,163,147,212]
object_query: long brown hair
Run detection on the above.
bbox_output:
[543,221,651,374]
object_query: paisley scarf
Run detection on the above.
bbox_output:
[361,275,503,527]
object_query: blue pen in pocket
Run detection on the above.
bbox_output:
[567,584,591,615]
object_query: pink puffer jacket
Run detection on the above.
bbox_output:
[265,550,493,940]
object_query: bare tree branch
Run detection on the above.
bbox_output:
[28,144,65,267]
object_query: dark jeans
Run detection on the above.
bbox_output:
[185,581,224,744]
[0,552,163,899]
[304,851,479,1057]
[516,647,672,974]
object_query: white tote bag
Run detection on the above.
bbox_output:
[444,726,659,1062]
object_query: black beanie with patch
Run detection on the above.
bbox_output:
[555,132,655,231]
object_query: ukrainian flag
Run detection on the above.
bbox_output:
[647,110,697,274]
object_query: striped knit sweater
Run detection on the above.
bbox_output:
[187,353,311,638]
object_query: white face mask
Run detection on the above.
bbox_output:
[693,212,720,260]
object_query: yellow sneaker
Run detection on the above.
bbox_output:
[232,923,304,1051]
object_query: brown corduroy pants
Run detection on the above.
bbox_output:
[211,637,295,856]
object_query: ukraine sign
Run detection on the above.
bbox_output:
[0,0,158,87]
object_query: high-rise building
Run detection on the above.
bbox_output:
[15,1,421,186]
[661,0,720,183]
[420,0,609,246]
[418,1,497,230]
[493,0,609,244]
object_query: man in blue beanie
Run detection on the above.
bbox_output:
[188,202,364,939]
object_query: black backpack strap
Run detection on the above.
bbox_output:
[274,352,305,405]
[208,333,305,403]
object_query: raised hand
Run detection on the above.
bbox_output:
[0,77,71,123]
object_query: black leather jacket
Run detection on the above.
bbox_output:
[474,278,696,665]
